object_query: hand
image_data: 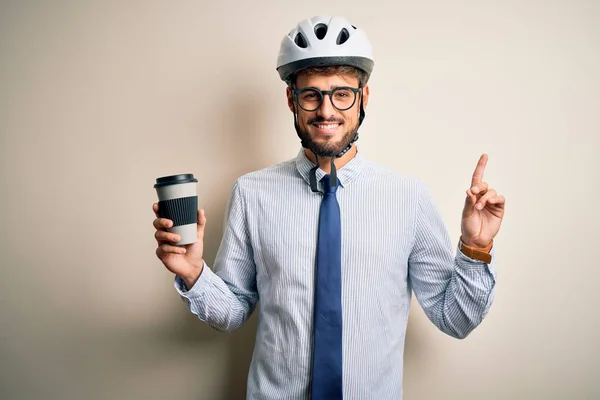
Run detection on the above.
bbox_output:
[461,154,506,248]
[153,203,206,289]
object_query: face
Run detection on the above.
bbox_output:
[287,72,370,157]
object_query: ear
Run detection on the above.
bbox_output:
[286,87,294,112]
[361,84,370,109]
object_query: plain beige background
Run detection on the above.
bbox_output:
[1,1,599,399]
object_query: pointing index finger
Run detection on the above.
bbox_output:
[471,153,488,186]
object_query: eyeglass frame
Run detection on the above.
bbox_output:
[291,86,363,112]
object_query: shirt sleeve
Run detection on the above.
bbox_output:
[407,181,497,339]
[173,179,259,332]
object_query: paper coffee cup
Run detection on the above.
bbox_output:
[154,173,198,246]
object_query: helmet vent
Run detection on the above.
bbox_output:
[314,23,328,40]
[336,28,350,45]
[294,32,308,48]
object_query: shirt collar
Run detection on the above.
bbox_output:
[294,147,366,189]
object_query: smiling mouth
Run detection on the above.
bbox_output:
[312,123,341,134]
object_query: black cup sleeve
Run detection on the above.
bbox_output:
[157,196,198,227]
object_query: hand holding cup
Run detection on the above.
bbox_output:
[153,174,205,289]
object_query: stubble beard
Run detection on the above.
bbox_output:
[297,119,359,158]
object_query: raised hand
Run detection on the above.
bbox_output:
[461,154,506,248]
[153,203,206,289]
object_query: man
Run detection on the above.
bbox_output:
[152,15,505,400]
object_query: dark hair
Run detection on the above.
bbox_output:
[288,65,367,87]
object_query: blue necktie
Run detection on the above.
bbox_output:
[311,174,343,400]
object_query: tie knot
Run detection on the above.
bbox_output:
[321,175,338,193]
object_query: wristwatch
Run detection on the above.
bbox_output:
[459,238,493,264]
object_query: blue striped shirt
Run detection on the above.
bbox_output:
[174,148,497,399]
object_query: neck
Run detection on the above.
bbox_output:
[304,145,358,173]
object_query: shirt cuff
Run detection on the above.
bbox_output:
[173,261,213,297]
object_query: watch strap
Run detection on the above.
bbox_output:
[460,238,493,263]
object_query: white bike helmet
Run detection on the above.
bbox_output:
[276,16,375,83]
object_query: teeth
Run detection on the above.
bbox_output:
[317,124,339,130]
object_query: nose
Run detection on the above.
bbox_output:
[317,93,336,117]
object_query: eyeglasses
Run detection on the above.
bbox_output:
[292,86,361,112]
